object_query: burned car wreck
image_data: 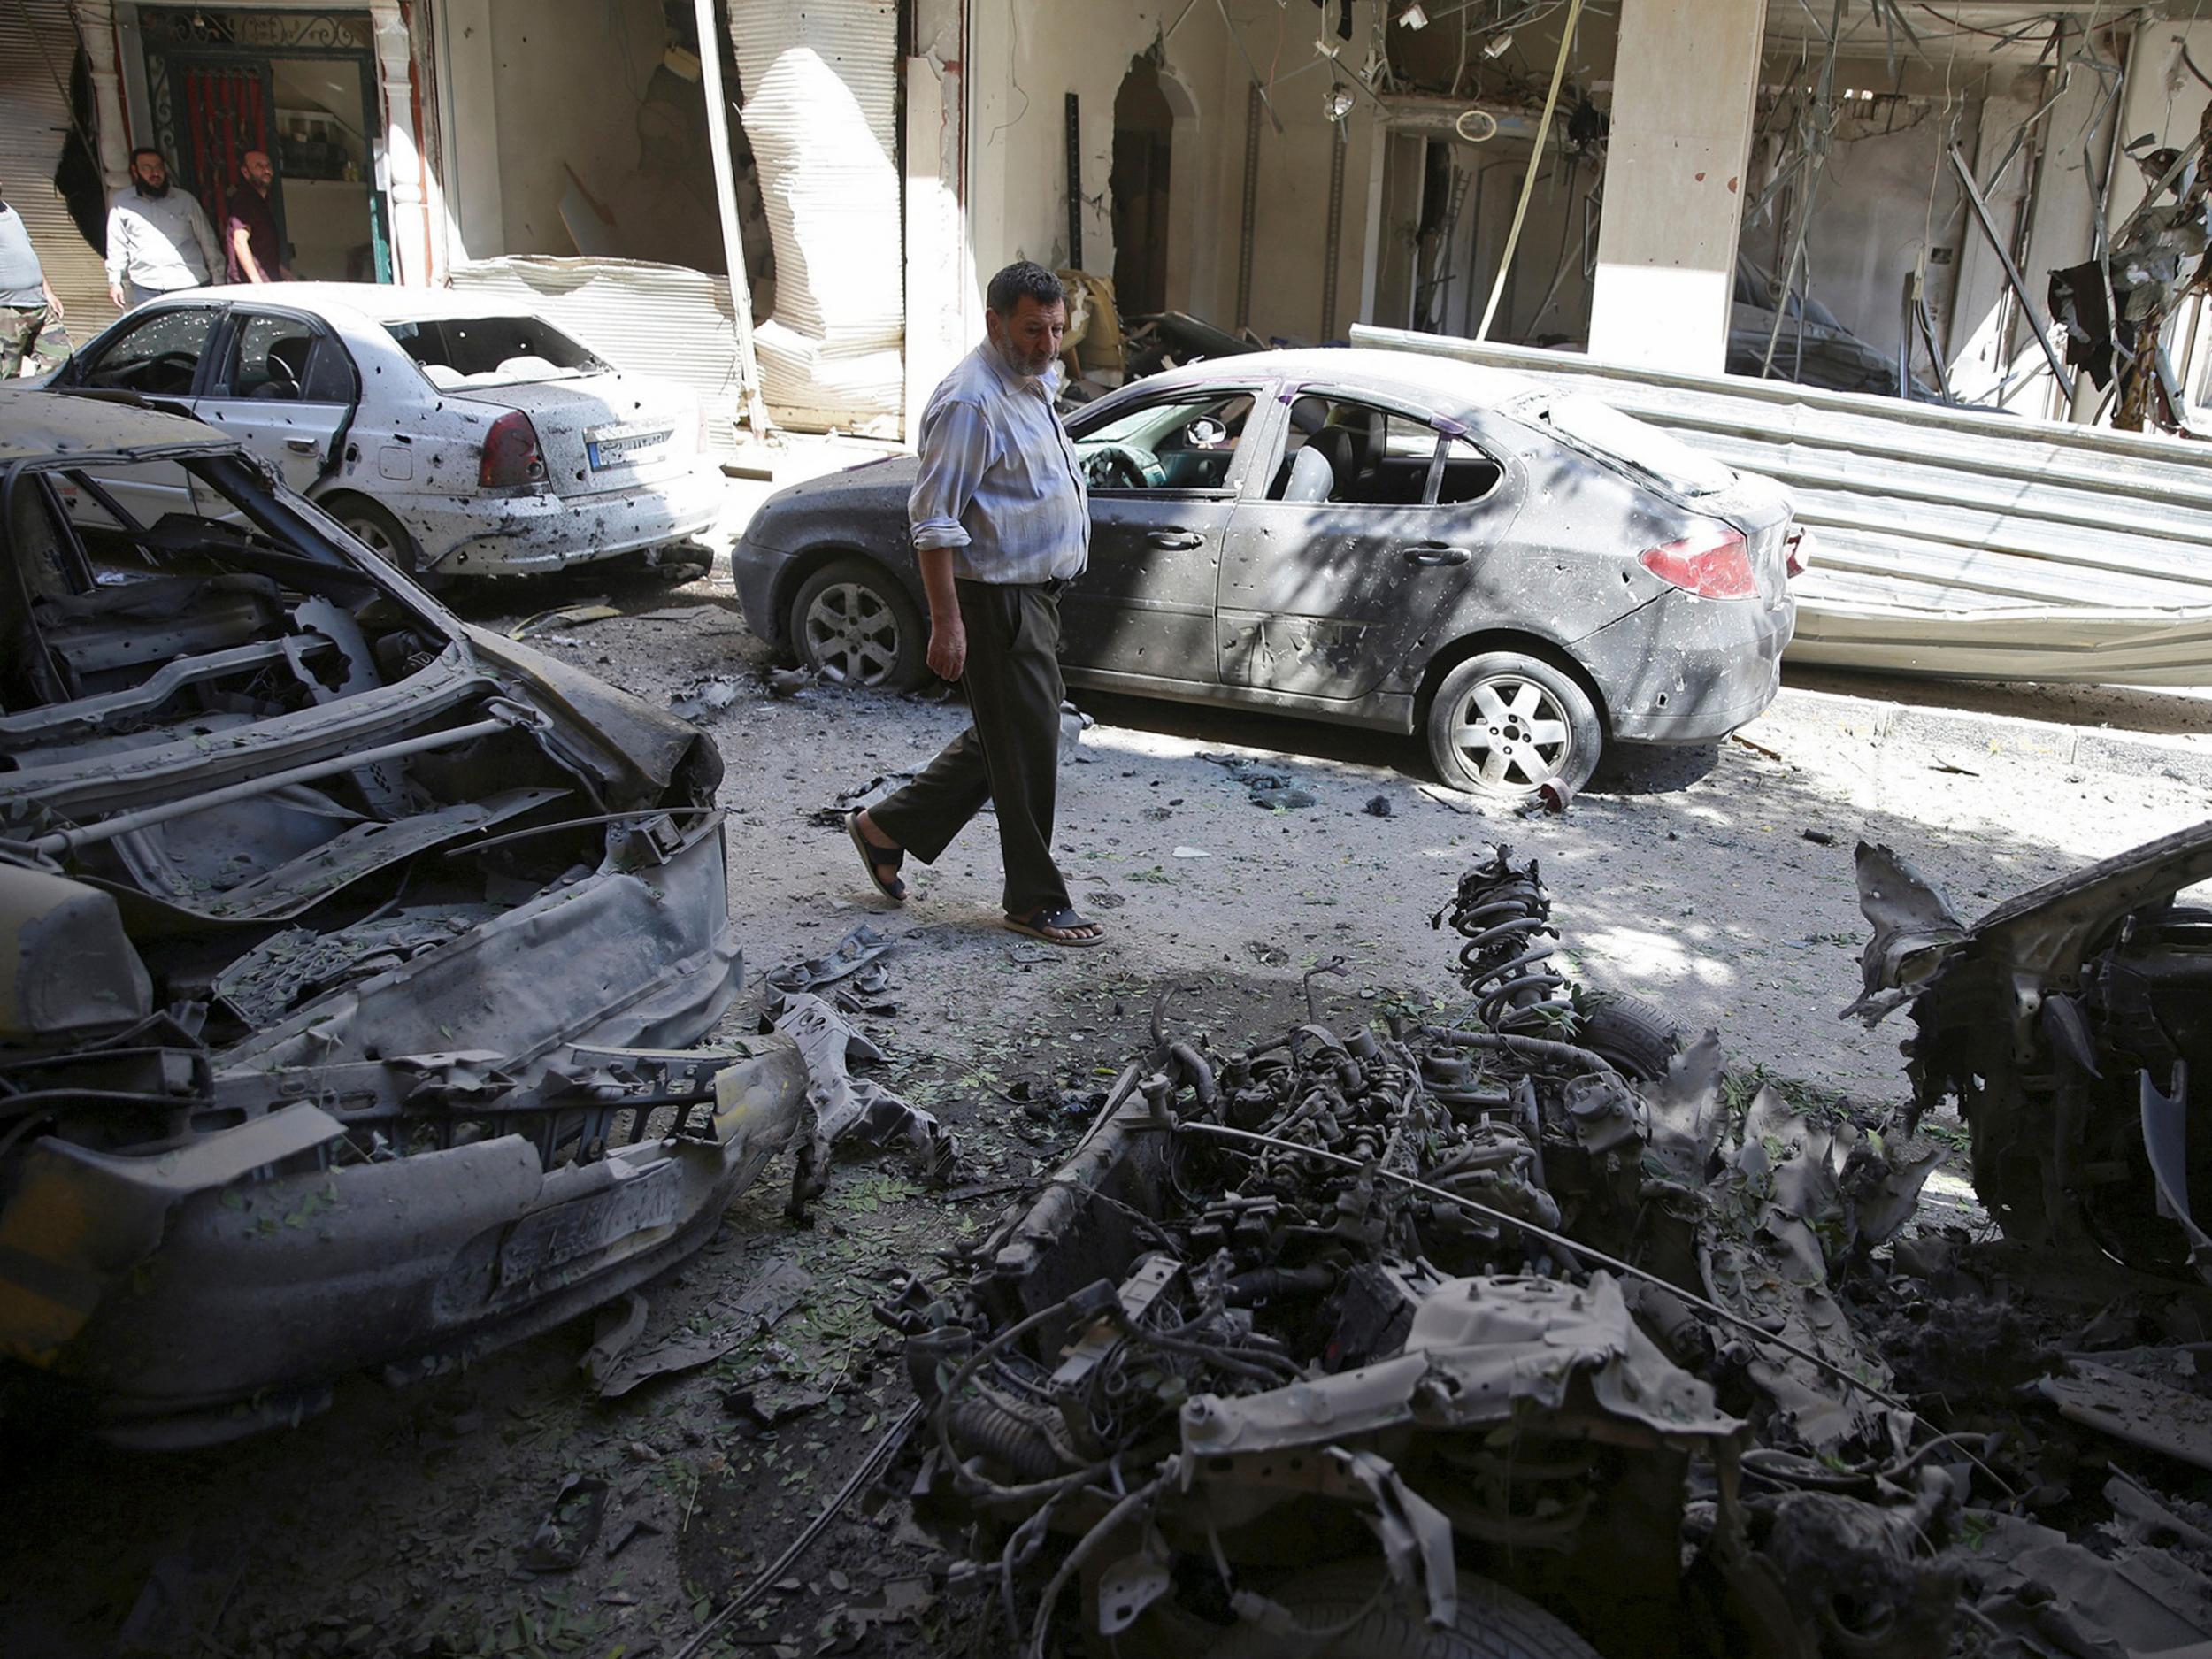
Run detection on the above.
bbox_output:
[1850,825,2212,1285]
[887,849,1994,1659]
[0,389,803,1447]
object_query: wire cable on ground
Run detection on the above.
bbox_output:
[668,1398,924,1659]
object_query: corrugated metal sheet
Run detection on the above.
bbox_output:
[1348,323,2212,687]
[447,257,747,457]
[0,0,107,352]
[727,0,903,436]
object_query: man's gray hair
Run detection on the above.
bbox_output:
[987,260,1064,318]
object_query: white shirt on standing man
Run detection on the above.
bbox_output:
[104,149,219,308]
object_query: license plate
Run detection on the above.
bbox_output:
[586,422,672,469]
[495,1159,680,1292]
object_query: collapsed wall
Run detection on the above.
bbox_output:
[726,0,905,437]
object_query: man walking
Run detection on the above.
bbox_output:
[104,148,220,309]
[847,260,1103,947]
[0,180,65,380]
[224,150,292,283]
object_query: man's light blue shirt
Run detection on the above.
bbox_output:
[908,342,1089,585]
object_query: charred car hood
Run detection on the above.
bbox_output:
[0,412,795,1443]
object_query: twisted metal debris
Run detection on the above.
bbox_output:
[887,845,1979,1658]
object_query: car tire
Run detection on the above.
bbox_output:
[330,496,445,592]
[1578,994,1681,1082]
[789,557,927,691]
[1426,651,1601,801]
[1201,1563,1598,1659]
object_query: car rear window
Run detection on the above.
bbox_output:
[1526,395,1735,497]
[385,316,606,388]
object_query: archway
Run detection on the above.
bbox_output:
[1110,55,1174,316]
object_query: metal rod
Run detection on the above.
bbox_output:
[34,716,515,856]
[1320,124,1348,340]
[693,0,772,438]
[1475,0,1581,341]
[1064,92,1083,269]
[1948,144,2075,399]
[1235,81,1262,330]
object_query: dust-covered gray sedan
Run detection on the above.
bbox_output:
[733,349,1801,798]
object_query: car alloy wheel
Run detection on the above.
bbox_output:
[802,580,903,686]
[1451,674,1574,788]
[1426,650,1602,800]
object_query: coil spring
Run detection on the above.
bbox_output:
[1432,842,1572,1033]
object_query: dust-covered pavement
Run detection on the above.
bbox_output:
[544,571,2211,1108]
[6,562,2210,1659]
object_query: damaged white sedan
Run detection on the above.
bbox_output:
[0,390,800,1447]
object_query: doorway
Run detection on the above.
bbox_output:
[1110,55,1173,316]
[138,7,389,282]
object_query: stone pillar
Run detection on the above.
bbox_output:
[368,0,430,285]
[1586,0,1768,374]
[70,0,132,193]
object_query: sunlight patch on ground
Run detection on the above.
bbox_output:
[1578,925,1740,989]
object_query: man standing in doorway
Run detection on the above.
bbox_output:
[0,180,65,379]
[846,260,1104,947]
[225,150,292,284]
[104,148,220,309]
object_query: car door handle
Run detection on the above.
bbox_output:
[1147,531,1205,549]
[1404,543,1471,566]
[285,438,319,455]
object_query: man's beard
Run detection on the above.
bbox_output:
[134,179,170,199]
[994,337,1054,379]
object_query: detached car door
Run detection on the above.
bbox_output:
[49,303,223,527]
[192,308,358,494]
[1062,385,1264,686]
[1218,389,1521,701]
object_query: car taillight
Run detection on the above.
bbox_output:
[1640,525,1755,600]
[1783,526,1810,578]
[480,410,546,489]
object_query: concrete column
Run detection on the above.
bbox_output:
[1586,0,1767,373]
[902,16,973,442]
[70,0,132,193]
[434,0,501,265]
[368,0,429,285]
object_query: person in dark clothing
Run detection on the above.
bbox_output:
[225,150,291,284]
[847,261,1103,947]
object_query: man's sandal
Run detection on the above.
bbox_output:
[1004,904,1105,947]
[846,811,907,902]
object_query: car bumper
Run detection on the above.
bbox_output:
[1585,589,1797,743]
[732,530,799,651]
[396,462,728,577]
[0,818,796,1446]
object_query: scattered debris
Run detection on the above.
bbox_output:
[518,1475,609,1573]
[591,1328,742,1401]
[511,598,619,639]
[671,674,745,720]
[1801,826,1837,846]
[580,1293,652,1392]
[1202,751,1317,809]
[764,922,897,995]
[1731,731,1786,762]
[604,1517,662,1560]
[726,1260,815,1333]
[1171,845,1210,859]
[772,989,960,1216]
[1363,793,1394,818]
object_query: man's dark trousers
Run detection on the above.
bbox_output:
[869,577,1071,919]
